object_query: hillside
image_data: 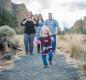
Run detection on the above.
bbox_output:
[0,0,28,27]
[70,17,86,34]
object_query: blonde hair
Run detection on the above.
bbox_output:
[40,25,51,36]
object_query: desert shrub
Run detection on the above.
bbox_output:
[81,29,86,34]
[15,26,24,34]
[0,25,16,41]
[70,44,81,57]
[80,63,86,71]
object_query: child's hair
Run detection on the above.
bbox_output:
[40,25,51,36]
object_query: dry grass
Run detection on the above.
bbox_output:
[57,34,86,57]
[10,35,24,47]
[0,61,11,67]
[57,34,86,71]
[79,63,86,71]
[58,35,67,41]
[0,35,24,68]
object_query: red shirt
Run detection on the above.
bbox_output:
[39,35,53,55]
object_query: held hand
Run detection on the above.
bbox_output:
[51,37,54,42]
[33,39,37,47]
[56,32,58,35]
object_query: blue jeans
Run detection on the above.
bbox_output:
[42,52,53,65]
[51,34,56,51]
[24,33,35,53]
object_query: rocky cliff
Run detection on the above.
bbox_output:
[12,3,28,27]
[71,16,86,33]
[0,0,12,12]
[0,0,28,27]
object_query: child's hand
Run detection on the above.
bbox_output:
[51,37,54,42]
[33,38,41,46]
[56,32,58,35]
[36,40,41,45]
[33,39,37,47]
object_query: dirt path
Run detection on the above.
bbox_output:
[0,50,81,80]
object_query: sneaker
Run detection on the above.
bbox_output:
[30,53,34,55]
[25,52,28,54]
[43,65,47,68]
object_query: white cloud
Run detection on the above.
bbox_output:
[11,0,86,29]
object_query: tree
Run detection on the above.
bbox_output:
[0,9,17,28]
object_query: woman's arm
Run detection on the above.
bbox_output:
[21,19,27,26]
[32,19,36,24]
[22,19,27,25]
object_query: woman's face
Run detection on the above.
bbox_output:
[33,14,38,21]
[27,12,33,18]
[38,14,42,20]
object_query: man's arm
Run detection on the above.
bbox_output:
[54,20,59,35]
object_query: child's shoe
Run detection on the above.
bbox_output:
[43,64,47,68]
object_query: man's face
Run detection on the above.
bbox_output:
[48,13,52,19]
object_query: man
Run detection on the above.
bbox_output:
[45,13,59,52]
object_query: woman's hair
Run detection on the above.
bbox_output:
[33,14,38,21]
[40,25,51,36]
[27,11,33,18]
[38,14,44,22]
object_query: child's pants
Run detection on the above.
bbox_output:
[42,52,53,65]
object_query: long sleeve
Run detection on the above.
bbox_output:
[54,20,59,32]
[21,19,26,26]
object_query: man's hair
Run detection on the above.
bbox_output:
[48,13,52,15]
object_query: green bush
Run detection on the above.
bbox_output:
[0,25,16,41]
[15,26,24,34]
[81,29,86,34]
[0,9,17,28]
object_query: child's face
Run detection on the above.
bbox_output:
[42,29,48,35]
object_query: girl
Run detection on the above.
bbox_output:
[34,26,54,68]
[35,14,44,53]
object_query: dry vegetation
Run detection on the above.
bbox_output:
[0,35,24,68]
[57,34,86,70]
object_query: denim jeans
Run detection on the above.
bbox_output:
[51,34,56,51]
[42,52,53,65]
[24,33,35,53]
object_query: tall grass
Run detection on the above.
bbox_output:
[57,34,86,70]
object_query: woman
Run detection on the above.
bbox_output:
[35,14,44,53]
[21,11,36,55]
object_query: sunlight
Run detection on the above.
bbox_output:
[11,0,86,29]
[26,1,42,13]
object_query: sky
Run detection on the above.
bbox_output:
[11,0,86,30]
